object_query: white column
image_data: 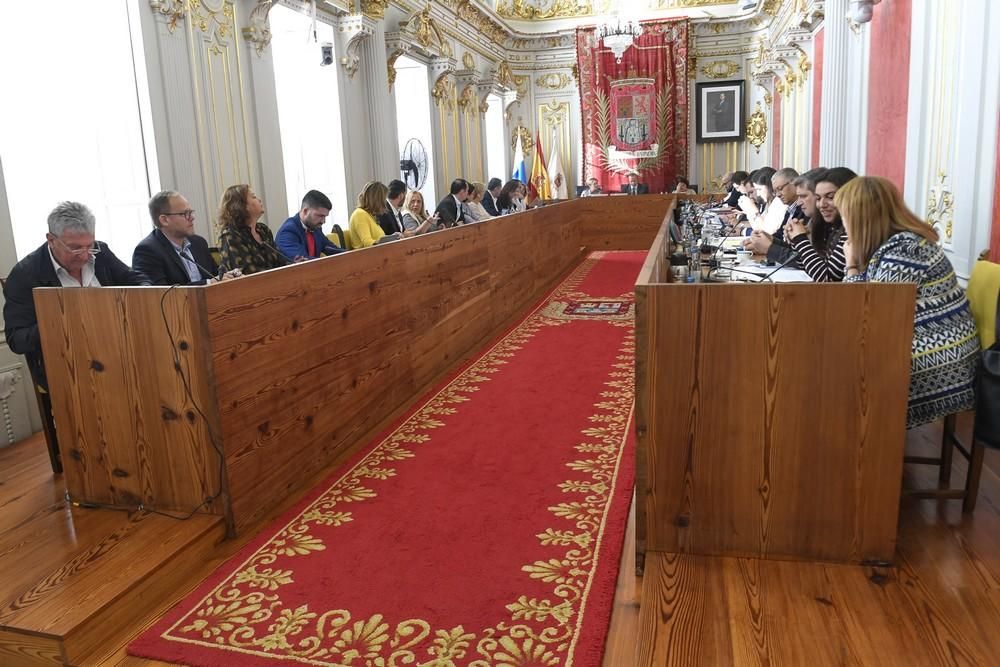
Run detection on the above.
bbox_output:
[819,0,850,168]
[359,25,399,183]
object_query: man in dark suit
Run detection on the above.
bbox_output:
[722,170,748,208]
[133,190,218,284]
[482,178,502,216]
[622,172,649,195]
[276,190,345,260]
[435,179,470,226]
[4,201,149,393]
[377,180,408,236]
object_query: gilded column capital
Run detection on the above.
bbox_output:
[242,0,277,57]
[360,0,390,20]
[149,0,187,33]
[336,14,377,80]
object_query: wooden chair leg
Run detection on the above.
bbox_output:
[940,413,957,486]
[33,387,62,475]
[963,436,985,513]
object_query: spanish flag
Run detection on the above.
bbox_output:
[529,130,551,202]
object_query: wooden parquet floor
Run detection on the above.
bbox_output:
[2,415,999,665]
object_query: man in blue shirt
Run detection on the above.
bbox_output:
[276,190,345,260]
[133,190,218,285]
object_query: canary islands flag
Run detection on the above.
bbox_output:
[512,134,527,184]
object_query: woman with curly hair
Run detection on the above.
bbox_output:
[217,184,286,275]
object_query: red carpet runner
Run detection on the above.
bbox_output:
[130,251,644,666]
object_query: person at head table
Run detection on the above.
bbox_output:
[673,176,691,194]
[582,177,602,196]
[622,171,648,195]
[218,184,288,275]
[348,181,401,248]
[3,201,150,392]
[400,189,438,236]
[132,190,219,285]
[276,190,345,261]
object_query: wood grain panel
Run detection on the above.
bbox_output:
[35,287,224,517]
[574,195,677,251]
[206,209,584,530]
[635,282,915,563]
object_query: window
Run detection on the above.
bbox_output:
[485,94,508,185]
[270,5,347,229]
[0,0,158,259]
[393,56,437,206]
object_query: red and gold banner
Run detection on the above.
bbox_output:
[576,19,690,194]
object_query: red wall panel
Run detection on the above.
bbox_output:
[866,0,912,188]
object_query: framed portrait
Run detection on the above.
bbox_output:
[695,80,745,143]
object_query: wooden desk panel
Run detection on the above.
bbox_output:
[635,281,915,563]
[35,287,224,518]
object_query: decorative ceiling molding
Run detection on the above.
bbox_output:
[535,72,573,89]
[360,0,390,20]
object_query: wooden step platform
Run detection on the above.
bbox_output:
[0,436,225,666]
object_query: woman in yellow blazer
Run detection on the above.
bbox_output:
[348,181,398,248]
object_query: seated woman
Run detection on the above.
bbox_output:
[495,179,522,215]
[349,181,399,248]
[400,190,437,236]
[463,182,495,223]
[218,184,287,275]
[786,167,857,282]
[838,176,979,428]
[673,176,691,194]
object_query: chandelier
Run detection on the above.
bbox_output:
[597,12,643,64]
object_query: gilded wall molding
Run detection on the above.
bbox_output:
[360,0,390,20]
[746,101,767,153]
[242,0,277,57]
[432,74,458,112]
[700,60,741,79]
[458,84,478,114]
[387,50,404,91]
[462,52,476,69]
[510,122,533,152]
[454,0,509,46]
[927,172,954,244]
[149,0,187,33]
[535,72,572,90]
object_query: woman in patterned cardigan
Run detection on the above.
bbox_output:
[217,184,287,275]
[838,176,979,428]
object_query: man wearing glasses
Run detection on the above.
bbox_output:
[133,190,219,285]
[3,201,149,394]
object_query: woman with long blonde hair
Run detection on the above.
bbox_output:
[463,182,495,223]
[838,176,979,428]
[400,190,437,236]
[217,184,286,274]
[348,181,397,248]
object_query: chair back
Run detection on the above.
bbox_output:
[328,224,350,250]
[968,260,1000,348]
[208,246,222,269]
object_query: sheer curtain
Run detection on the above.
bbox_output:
[0,0,158,259]
[270,5,347,229]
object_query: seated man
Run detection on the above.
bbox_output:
[4,201,149,393]
[482,178,502,216]
[377,179,408,236]
[133,190,218,284]
[276,190,345,260]
[435,178,470,226]
[621,171,648,195]
[581,177,602,196]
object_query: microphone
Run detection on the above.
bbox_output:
[758,250,800,282]
[260,240,293,265]
[178,250,217,281]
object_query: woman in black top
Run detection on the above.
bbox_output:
[495,179,523,215]
[217,184,287,275]
[786,167,857,282]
